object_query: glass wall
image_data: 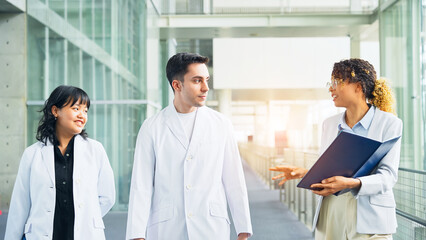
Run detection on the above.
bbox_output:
[25,0,162,210]
[380,0,426,238]
[380,0,424,170]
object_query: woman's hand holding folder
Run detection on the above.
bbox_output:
[310,176,361,197]
[269,166,308,185]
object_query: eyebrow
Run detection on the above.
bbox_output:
[72,103,88,108]
[192,76,210,79]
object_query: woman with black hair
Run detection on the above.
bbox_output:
[5,85,115,240]
[271,59,402,239]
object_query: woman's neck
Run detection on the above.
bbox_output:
[56,130,74,155]
[345,102,370,128]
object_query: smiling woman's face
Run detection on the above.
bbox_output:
[52,99,88,138]
[329,79,362,108]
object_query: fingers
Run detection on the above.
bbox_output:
[279,178,287,186]
[310,183,323,189]
[269,165,298,172]
[269,166,290,172]
[312,190,329,196]
[269,167,280,171]
[272,173,285,180]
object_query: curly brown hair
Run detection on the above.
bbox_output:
[331,58,395,114]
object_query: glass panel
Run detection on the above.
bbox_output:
[82,0,93,39]
[27,16,46,100]
[27,105,44,146]
[25,0,157,211]
[68,0,80,30]
[380,0,422,169]
[67,42,81,87]
[104,0,112,54]
[95,60,104,100]
[49,29,65,91]
[94,0,104,48]
[381,1,426,239]
[421,0,426,170]
[49,0,65,19]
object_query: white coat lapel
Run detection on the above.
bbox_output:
[73,135,87,179]
[41,141,55,185]
[164,104,189,149]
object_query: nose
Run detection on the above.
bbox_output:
[201,80,209,92]
[77,109,85,119]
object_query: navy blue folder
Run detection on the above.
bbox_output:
[297,131,400,195]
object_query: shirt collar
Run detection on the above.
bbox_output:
[338,105,375,131]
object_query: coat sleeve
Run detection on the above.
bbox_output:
[97,143,116,217]
[126,121,156,240]
[354,118,403,197]
[222,120,253,237]
[4,147,34,240]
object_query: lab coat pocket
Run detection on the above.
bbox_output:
[369,194,396,208]
[93,216,105,229]
[24,223,32,234]
[148,205,174,226]
[209,202,230,224]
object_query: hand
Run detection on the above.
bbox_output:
[269,165,308,185]
[237,233,250,240]
[310,176,361,197]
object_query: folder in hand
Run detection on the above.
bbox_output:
[296,131,400,195]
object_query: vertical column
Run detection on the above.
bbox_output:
[203,0,211,14]
[217,89,232,118]
[350,34,361,59]
[167,39,177,105]
[410,0,422,169]
[0,13,27,211]
[110,0,121,210]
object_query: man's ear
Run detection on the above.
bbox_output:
[172,80,182,92]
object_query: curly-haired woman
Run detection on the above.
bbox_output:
[5,85,115,240]
[271,59,402,240]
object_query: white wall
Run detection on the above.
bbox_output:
[213,0,349,8]
[213,37,350,89]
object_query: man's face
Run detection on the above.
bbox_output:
[178,63,210,108]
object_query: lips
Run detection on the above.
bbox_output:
[75,120,85,126]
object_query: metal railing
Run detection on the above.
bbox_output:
[239,143,426,238]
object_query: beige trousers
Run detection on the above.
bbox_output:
[315,192,392,240]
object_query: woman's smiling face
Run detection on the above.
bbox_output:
[52,99,88,137]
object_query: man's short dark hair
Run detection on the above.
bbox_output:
[166,52,209,91]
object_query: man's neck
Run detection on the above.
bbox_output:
[173,99,197,113]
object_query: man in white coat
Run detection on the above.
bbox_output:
[126,53,252,240]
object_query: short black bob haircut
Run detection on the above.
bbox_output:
[36,85,91,145]
[166,52,209,92]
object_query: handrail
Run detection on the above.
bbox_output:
[396,209,426,227]
[398,167,426,175]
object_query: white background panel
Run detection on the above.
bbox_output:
[213,37,350,89]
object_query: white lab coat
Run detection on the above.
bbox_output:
[4,135,116,240]
[126,104,252,240]
[313,107,402,234]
